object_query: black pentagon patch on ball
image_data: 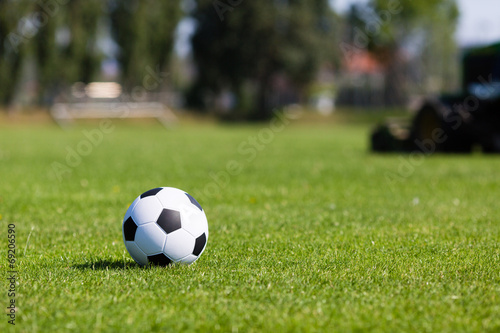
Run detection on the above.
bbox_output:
[185,193,203,211]
[156,209,182,234]
[123,217,138,241]
[140,187,163,199]
[148,253,172,266]
[193,233,207,256]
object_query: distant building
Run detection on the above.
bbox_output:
[336,48,386,107]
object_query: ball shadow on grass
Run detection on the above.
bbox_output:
[72,259,139,270]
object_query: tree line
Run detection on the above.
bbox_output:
[0,0,458,119]
[0,0,181,106]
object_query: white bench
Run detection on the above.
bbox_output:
[50,102,177,128]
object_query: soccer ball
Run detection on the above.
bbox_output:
[122,187,208,266]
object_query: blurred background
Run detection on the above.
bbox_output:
[0,0,499,121]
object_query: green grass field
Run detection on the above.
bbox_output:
[1,113,499,332]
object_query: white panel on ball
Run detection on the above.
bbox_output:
[132,196,163,225]
[156,187,191,210]
[125,241,148,265]
[164,229,196,261]
[135,223,167,255]
[179,254,198,264]
[183,212,208,238]
[123,197,140,221]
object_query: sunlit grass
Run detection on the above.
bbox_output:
[0,116,499,332]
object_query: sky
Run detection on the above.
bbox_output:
[331,0,500,46]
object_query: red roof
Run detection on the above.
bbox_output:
[344,50,384,74]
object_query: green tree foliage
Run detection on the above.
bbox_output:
[344,0,459,105]
[372,0,459,92]
[108,0,182,90]
[0,0,31,106]
[190,0,337,120]
[34,0,103,104]
[0,0,181,108]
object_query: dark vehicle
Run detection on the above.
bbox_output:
[371,42,500,153]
